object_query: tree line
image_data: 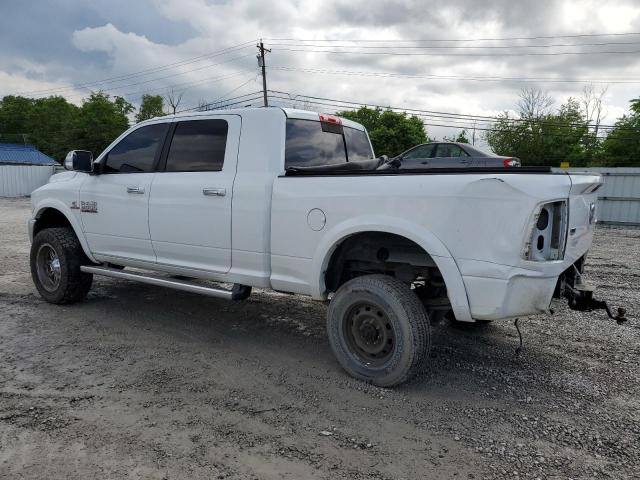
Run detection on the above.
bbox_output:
[0,93,166,162]
[340,88,640,167]
[484,87,640,167]
[0,88,638,166]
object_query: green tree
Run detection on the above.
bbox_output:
[444,129,469,143]
[72,91,131,157]
[0,93,132,162]
[135,94,164,123]
[337,107,429,157]
[27,96,80,161]
[0,95,80,162]
[0,95,34,136]
[114,96,135,117]
[486,91,591,166]
[602,98,640,167]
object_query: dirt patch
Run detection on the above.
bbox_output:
[1,197,639,479]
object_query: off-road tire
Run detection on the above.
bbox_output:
[30,227,93,304]
[327,274,431,387]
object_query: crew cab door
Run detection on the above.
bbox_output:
[79,123,169,263]
[148,115,240,273]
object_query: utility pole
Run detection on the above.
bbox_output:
[472,120,477,145]
[257,40,271,107]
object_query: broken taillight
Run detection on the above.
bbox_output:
[523,201,568,261]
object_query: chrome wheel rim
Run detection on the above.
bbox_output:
[36,243,61,292]
[344,302,395,366]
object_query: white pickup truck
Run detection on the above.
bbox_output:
[28,107,622,386]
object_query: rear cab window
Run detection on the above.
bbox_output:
[285,117,374,168]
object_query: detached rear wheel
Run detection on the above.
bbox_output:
[327,274,431,387]
[30,227,93,304]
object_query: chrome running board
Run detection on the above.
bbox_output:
[80,265,236,300]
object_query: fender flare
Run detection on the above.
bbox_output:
[32,199,98,264]
[309,215,473,322]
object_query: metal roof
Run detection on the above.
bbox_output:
[0,143,57,165]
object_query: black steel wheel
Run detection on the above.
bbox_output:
[327,274,431,387]
[343,301,396,366]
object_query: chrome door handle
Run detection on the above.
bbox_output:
[126,186,145,194]
[202,188,226,197]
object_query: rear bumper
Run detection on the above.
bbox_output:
[463,274,557,320]
[457,256,583,321]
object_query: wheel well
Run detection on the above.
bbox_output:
[34,208,72,237]
[324,232,441,290]
[324,232,452,320]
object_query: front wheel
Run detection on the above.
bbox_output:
[30,227,93,304]
[327,274,431,387]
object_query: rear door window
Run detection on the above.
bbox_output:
[285,119,373,168]
[436,144,468,158]
[165,119,228,172]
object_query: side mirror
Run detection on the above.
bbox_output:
[64,150,94,173]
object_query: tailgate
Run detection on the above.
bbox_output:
[565,173,603,262]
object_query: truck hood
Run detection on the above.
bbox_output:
[48,171,78,183]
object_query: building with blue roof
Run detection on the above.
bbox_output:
[0,143,57,165]
[0,143,57,197]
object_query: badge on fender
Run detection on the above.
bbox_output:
[80,201,98,213]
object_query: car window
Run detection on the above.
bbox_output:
[435,144,468,158]
[344,126,374,161]
[165,120,228,172]
[403,144,435,159]
[103,123,168,173]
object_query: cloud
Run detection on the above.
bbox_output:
[1,0,640,141]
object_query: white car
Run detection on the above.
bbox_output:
[28,107,619,386]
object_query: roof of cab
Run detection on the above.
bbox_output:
[137,106,366,131]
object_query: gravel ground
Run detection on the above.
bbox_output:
[1,196,639,480]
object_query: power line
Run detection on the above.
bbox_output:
[177,94,264,113]
[264,32,640,43]
[115,71,254,102]
[11,40,257,96]
[25,52,256,101]
[271,95,640,142]
[267,40,640,50]
[267,90,604,127]
[195,76,260,110]
[176,89,264,113]
[267,91,640,139]
[272,47,640,57]
[270,65,640,84]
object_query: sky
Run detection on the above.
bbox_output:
[1,0,640,143]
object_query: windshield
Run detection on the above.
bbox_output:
[285,119,374,168]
